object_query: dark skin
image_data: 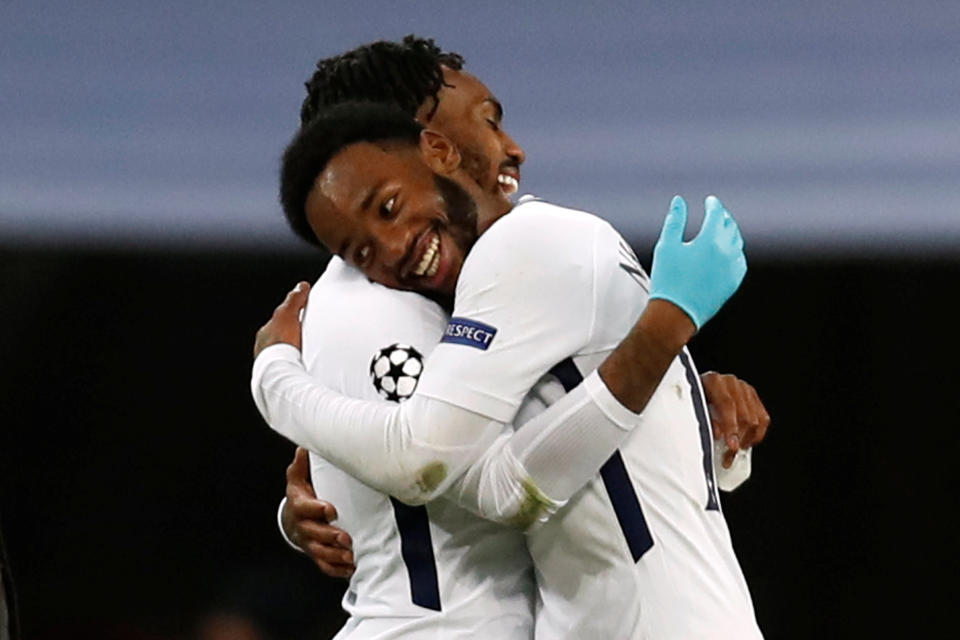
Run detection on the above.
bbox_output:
[305,139,480,297]
[257,153,768,575]
[263,69,770,576]
[413,68,524,213]
[289,131,701,408]
[282,447,354,577]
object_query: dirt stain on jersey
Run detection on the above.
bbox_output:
[416,461,448,495]
[506,478,556,529]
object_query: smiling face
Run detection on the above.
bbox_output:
[416,68,525,226]
[305,139,490,297]
[302,68,525,297]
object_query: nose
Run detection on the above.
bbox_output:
[371,219,417,271]
[504,134,525,167]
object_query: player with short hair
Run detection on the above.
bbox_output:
[268,38,542,638]
[252,99,762,637]
[280,41,766,579]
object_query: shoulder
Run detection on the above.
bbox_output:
[303,257,447,367]
[310,257,445,326]
[458,199,619,289]
[482,198,615,243]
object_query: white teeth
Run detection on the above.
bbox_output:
[497,174,519,195]
[413,235,439,277]
[426,247,440,277]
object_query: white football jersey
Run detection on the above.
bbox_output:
[301,257,535,639]
[417,199,762,639]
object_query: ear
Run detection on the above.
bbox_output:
[419,129,461,175]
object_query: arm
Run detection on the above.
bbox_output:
[253,354,504,503]
[252,196,746,507]
[446,367,654,527]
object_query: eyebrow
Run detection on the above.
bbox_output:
[360,181,383,212]
[484,97,504,121]
[337,180,385,258]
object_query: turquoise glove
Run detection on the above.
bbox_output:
[648,195,747,330]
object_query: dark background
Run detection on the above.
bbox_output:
[2,243,957,638]
[3,2,959,636]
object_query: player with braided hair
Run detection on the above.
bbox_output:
[300,35,463,126]
[267,37,769,639]
[281,36,523,251]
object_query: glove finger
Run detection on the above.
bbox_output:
[723,208,736,229]
[659,195,689,244]
[733,224,744,252]
[734,253,748,283]
[701,195,726,236]
[716,206,743,251]
[723,214,744,251]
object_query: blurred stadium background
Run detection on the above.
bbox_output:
[2,1,958,637]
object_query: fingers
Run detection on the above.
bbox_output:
[704,373,772,463]
[722,446,737,469]
[304,536,355,578]
[286,447,314,489]
[300,520,355,578]
[319,500,339,523]
[734,253,748,284]
[700,195,726,235]
[313,557,355,579]
[297,519,352,548]
[253,281,312,358]
[289,495,338,522]
[702,195,740,236]
[705,371,772,469]
[702,371,739,446]
[276,281,311,318]
[658,195,689,244]
[729,379,760,451]
[707,390,739,451]
[739,383,771,449]
[733,220,744,251]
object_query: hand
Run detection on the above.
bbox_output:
[283,447,355,578]
[700,372,771,468]
[648,195,747,330]
[254,281,311,358]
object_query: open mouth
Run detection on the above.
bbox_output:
[402,227,442,283]
[412,232,441,278]
[496,170,519,197]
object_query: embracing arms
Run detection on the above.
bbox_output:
[253,196,747,508]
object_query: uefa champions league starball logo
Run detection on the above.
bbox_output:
[369,343,424,403]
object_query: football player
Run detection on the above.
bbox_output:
[252,99,763,638]
[278,37,767,578]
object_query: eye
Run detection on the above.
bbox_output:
[380,196,396,219]
[486,118,500,132]
[356,244,371,264]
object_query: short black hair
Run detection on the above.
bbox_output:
[280,102,424,247]
[300,35,465,127]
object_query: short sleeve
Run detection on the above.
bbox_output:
[415,202,606,422]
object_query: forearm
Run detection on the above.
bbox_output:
[252,344,502,503]
[448,370,643,528]
[598,299,696,413]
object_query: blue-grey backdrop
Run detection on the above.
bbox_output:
[2,0,958,253]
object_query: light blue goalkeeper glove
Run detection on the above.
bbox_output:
[648,195,747,330]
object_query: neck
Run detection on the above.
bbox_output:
[475,196,514,235]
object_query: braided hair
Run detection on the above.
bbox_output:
[299,35,465,127]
